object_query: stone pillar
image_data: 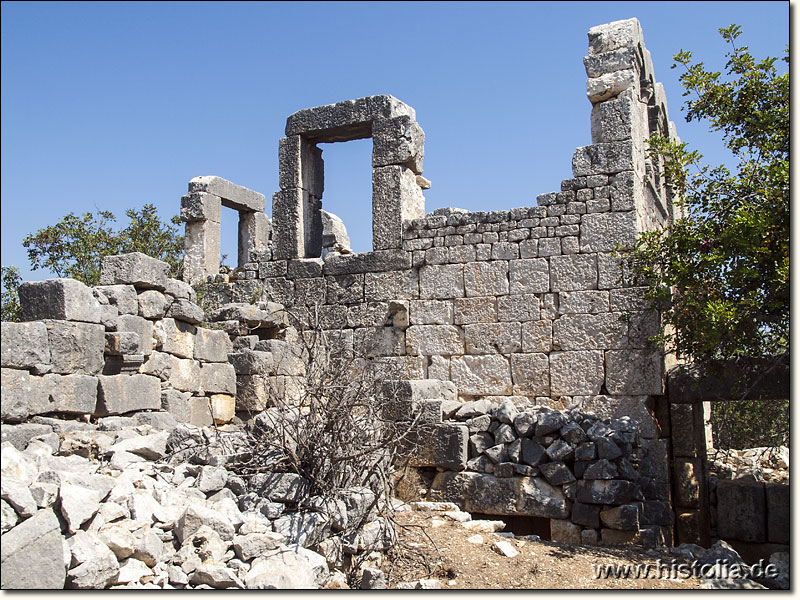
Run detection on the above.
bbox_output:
[372,165,425,251]
[181,191,222,284]
[238,211,271,268]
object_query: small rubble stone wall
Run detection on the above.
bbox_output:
[1,253,238,427]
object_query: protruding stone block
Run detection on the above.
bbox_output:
[94,284,138,315]
[572,142,634,177]
[210,394,235,424]
[100,252,169,290]
[587,18,643,56]
[372,115,424,174]
[45,320,105,375]
[181,191,222,222]
[19,278,102,323]
[189,176,266,212]
[113,314,154,356]
[96,374,161,416]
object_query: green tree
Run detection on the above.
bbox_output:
[1,265,22,322]
[22,204,184,287]
[627,25,789,362]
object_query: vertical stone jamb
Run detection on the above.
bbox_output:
[181,191,222,285]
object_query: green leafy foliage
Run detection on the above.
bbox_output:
[22,204,184,287]
[1,265,22,322]
[626,25,788,362]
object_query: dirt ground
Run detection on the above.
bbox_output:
[381,508,707,590]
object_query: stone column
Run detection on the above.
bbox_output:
[181,191,221,284]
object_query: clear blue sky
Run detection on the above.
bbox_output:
[1,1,789,281]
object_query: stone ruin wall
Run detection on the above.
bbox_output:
[1,19,696,550]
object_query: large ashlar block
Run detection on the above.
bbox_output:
[605,349,663,395]
[1,368,51,421]
[194,327,233,363]
[372,115,425,174]
[19,278,102,324]
[510,353,550,396]
[587,69,637,105]
[155,318,196,360]
[464,323,521,354]
[550,254,598,292]
[100,252,170,290]
[285,95,415,141]
[553,312,628,350]
[405,325,464,356]
[464,262,509,297]
[210,394,235,424]
[550,350,604,395]
[584,46,639,78]
[716,480,767,543]
[238,211,271,268]
[509,259,549,294]
[113,314,154,356]
[278,135,324,196]
[183,219,221,285]
[419,264,464,299]
[572,141,634,177]
[590,91,649,144]
[407,423,468,470]
[1,321,50,369]
[372,165,425,251]
[45,320,105,375]
[180,191,222,222]
[96,374,161,416]
[450,355,512,396]
[189,175,266,213]
[581,212,638,254]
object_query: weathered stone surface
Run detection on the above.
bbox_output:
[509,259,549,294]
[19,278,102,323]
[716,479,766,543]
[419,264,464,299]
[406,325,463,356]
[600,503,641,530]
[44,320,105,375]
[181,190,222,222]
[154,318,195,360]
[1,368,51,421]
[518,476,569,518]
[550,350,604,395]
[189,175,266,212]
[553,313,627,350]
[540,461,576,486]
[572,141,634,177]
[112,314,154,356]
[450,355,512,395]
[372,165,425,251]
[605,349,663,395]
[96,374,161,416]
[1,508,66,589]
[1,321,51,369]
[199,362,236,395]
[550,519,582,543]
[95,284,139,315]
[463,262,509,297]
[576,479,636,505]
[572,502,601,528]
[100,252,169,290]
[409,424,467,470]
[509,352,549,396]
[273,512,330,548]
[550,254,598,292]
[137,290,170,319]
[42,373,98,415]
[765,483,789,544]
[166,298,205,325]
[521,320,553,353]
[373,114,425,173]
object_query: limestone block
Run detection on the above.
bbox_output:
[285,95,415,140]
[550,254,598,292]
[521,320,553,353]
[591,92,648,144]
[605,349,663,395]
[164,277,196,302]
[200,363,236,394]
[673,458,700,508]
[410,300,452,325]
[278,135,324,196]
[181,191,222,222]
[408,423,468,470]
[497,294,540,322]
[464,323,521,354]
[576,479,636,505]
[572,142,634,177]
[96,374,161,416]
[42,373,98,415]
[587,18,643,55]
[210,394,235,424]
[454,296,496,324]
[189,176,266,212]
[1,321,50,369]
[580,211,637,253]
[0,508,66,589]
[584,46,639,78]
[190,396,214,427]
[254,340,306,376]
[517,477,570,518]
[1,368,50,422]
[19,278,102,323]
[553,312,628,350]
[559,290,609,314]
[104,331,142,356]
[96,286,139,322]
[372,165,425,251]
[600,503,641,530]
[154,318,196,360]
[320,212,351,257]
[765,483,789,544]
[100,252,169,290]
[450,355,512,396]
[353,326,405,358]
[510,353,550,396]
[550,519,582,543]
[326,273,364,304]
[550,350,604,395]
[716,480,767,543]
[574,395,660,439]
[587,69,637,104]
[166,298,205,325]
[372,115,425,174]
[364,270,418,301]
[45,320,105,375]
[238,211,271,268]
[183,219,221,284]
[508,259,549,294]
[628,309,659,349]
[572,502,601,528]
[236,374,271,411]
[463,262,509,297]
[161,389,192,423]
[165,356,202,393]
[194,327,233,362]
[419,264,464,299]
[137,290,170,319]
